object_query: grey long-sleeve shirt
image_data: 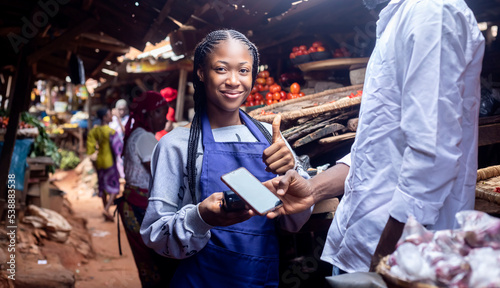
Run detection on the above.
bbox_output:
[140,123,312,259]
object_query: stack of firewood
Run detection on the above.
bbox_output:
[250,85,362,159]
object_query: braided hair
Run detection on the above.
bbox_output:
[187,29,272,203]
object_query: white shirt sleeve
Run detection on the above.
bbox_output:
[388,3,473,225]
[136,132,158,163]
[336,153,351,167]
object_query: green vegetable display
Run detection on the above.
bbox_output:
[21,112,61,173]
[59,149,80,170]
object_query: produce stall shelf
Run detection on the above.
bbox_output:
[297,57,370,72]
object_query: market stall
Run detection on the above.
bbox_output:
[0,0,499,287]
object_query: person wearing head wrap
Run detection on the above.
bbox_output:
[110,99,129,139]
[155,87,178,140]
[87,107,123,222]
[115,91,172,287]
[109,99,129,179]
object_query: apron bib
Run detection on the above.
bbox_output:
[171,111,279,288]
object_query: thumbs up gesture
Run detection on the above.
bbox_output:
[262,114,296,175]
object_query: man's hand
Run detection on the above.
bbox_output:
[198,193,253,227]
[263,170,315,219]
[369,216,405,272]
[263,114,295,175]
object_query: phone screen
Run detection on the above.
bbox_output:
[221,167,282,215]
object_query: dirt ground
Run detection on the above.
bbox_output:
[52,169,141,288]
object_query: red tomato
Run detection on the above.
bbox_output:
[266,77,275,86]
[317,46,326,52]
[299,92,305,97]
[262,71,270,78]
[263,84,269,91]
[256,78,266,85]
[312,41,323,48]
[299,45,307,51]
[247,94,254,102]
[251,86,258,94]
[280,91,286,100]
[295,50,304,56]
[269,84,281,93]
[286,93,293,100]
[292,47,299,52]
[340,47,350,57]
[308,46,318,54]
[290,82,300,94]
[257,71,267,79]
[257,84,265,91]
[292,93,300,99]
[272,92,281,101]
[266,99,273,105]
[266,92,274,100]
[254,93,263,101]
[259,100,265,105]
[289,52,296,59]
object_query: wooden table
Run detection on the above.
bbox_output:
[478,115,500,146]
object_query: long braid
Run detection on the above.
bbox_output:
[187,29,264,202]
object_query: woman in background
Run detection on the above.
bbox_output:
[117,91,173,287]
[87,108,122,221]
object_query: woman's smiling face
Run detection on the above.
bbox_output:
[198,38,254,116]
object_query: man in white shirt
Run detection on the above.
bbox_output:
[266,0,485,274]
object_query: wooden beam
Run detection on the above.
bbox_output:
[82,0,93,10]
[91,52,114,78]
[77,38,129,54]
[143,0,175,43]
[479,123,500,147]
[0,47,33,209]
[27,18,98,65]
[40,55,69,68]
[134,79,148,92]
[0,27,21,36]
[176,68,188,122]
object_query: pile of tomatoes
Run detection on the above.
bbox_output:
[289,41,326,59]
[244,69,307,107]
[245,82,305,107]
[0,116,34,129]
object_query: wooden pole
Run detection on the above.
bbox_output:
[86,85,92,130]
[176,68,187,122]
[0,48,33,205]
[46,81,53,111]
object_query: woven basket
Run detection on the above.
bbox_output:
[249,84,363,124]
[476,165,500,205]
[376,256,439,288]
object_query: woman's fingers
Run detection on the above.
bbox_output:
[272,114,282,143]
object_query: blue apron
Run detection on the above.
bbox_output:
[170,110,280,288]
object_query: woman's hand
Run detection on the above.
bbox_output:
[198,192,253,226]
[263,114,295,175]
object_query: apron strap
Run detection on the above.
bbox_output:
[239,109,272,145]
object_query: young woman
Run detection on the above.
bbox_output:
[116,91,174,287]
[86,108,122,221]
[140,30,310,287]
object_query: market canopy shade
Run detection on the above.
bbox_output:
[0,0,497,82]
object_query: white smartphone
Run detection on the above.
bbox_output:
[221,167,283,216]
